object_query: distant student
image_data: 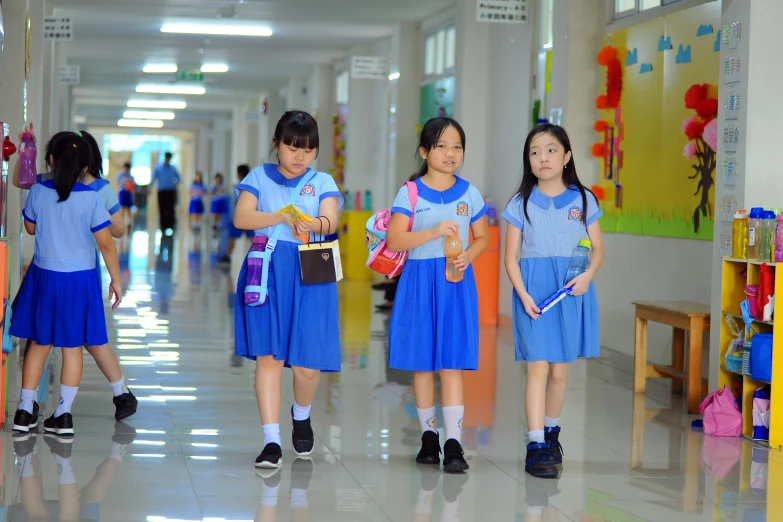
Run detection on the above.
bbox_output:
[226,164,254,261]
[150,152,181,232]
[234,110,343,470]
[11,133,123,437]
[385,117,489,473]
[210,173,229,230]
[115,162,135,226]
[189,172,206,229]
[502,123,605,479]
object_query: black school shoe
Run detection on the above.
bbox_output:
[113,390,138,421]
[12,402,40,434]
[525,442,560,479]
[44,434,73,459]
[13,432,38,457]
[416,431,442,465]
[443,439,469,473]
[255,443,283,469]
[43,413,75,438]
[291,409,315,456]
[544,427,564,465]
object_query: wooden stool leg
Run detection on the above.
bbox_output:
[631,393,646,469]
[634,315,648,394]
[672,327,685,394]
[687,317,705,413]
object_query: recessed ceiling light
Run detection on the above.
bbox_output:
[143,64,178,74]
[127,100,187,110]
[123,110,176,120]
[118,119,164,128]
[200,63,229,73]
[161,22,273,37]
[136,84,205,95]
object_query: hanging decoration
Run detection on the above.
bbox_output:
[593,45,625,209]
[682,82,718,233]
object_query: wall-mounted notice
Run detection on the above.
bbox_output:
[724,92,740,120]
[44,17,72,41]
[723,22,741,51]
[719,227,732,257]
[477,0,529,24]
[58,65,80,85]
[719,195,738,224]
[721,160,738,188]
[724,125,739,154]
[350,56,387,80]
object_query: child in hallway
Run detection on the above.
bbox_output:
[189,172,206,229]
[210,173,229,230]
[11,132,123,437]
[385,117,489,473]
[502,123,605,479]
[225,164,254,263]
[115,161,135,228]
[234,110,343,470]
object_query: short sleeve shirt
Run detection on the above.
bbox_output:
[23,180,111,272]
[391,176,487,260]
[502,185,602,259]
[38,174,120,216]
[235,163,344,243]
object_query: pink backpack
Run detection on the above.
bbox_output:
[699,385,742,437]
[365,181,418,278]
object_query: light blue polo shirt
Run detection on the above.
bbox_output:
[23,180,111,272]
[235,163,344,243]
[37,173,120,216]
[502,185,601,259]
[151,163,181,191]
[391,176,487,260]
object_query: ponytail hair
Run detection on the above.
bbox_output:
[46,132,91,202]
[79,130,104,177]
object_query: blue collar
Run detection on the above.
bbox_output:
[416,176,469,204]
[263,163,313,188]
[86,178,109,192]
[41,180,93,192]
[530,185,580,209]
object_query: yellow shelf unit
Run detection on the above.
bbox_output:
[718,258,781,448]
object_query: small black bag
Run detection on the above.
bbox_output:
[298,217,343,284]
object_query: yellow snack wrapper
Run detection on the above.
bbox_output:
[278,204,312,243]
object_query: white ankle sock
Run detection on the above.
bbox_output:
[290,488,308,509]
[528,430,545,443]
[417,406,437,434]
[443,405,465,443]
[544,415,560,428]
[262,423,281,446]
[260,482,279,507]
[292,401,311,421]
[54,385,78,417]
[55,455,76,486]
[18,388,37,414]
[110,377,127,397]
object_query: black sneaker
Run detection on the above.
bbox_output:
[416,431,441,465]
[44,434,73,459]
[113,421,137,446]
[291,457,314,491]
[13,432,37,456]
[113,390,138,421]
[43,413,74,438]
[544,427,563,464]
[443,439,469,473]
[255,443,283,469]
[525,442,559,479]
[291,409,315,456]
[12,402,40,434]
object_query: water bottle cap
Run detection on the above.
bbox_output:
[578,239,592,249]
[764,211,776,219]
[21,132,33,140]
[777,214,783,222]
[750,208,764,218]
[734,210,748,219]
[252,235,267,244]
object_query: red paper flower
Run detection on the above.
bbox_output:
[696,98,718,119]
[595,95,609,110]
[597,46,616,66]
[684,83,709,109]
[594,120,608,131]
[591,185,605,201]
[684,119,704,140]
[591,143,606,157]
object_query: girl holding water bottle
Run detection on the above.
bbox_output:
[233,110,343,470]
[386,117,489,473]
[502,123,605,479]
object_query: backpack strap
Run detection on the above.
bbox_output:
[405,181,418,232]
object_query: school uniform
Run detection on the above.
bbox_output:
[210,183,229,215]
[502,185,601,363]
[11,180,112,347]
[116,171,135,208]
[233,163,344,370]
[388,176,487,372]
[189,183,205,215]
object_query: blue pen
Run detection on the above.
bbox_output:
[537,287,572,315]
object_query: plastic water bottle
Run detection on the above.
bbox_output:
[748,207,764,261]
[564,239,592,286]
[18,132,37,189]
[244,236,269,305]
[486,202,498,226]
[364,190,372,211]
[760,211,777,262]
[775,214,783,262]
[444,235,464,283]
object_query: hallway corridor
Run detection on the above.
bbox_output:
[1,229,776,521]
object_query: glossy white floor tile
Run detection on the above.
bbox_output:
[1,228,779,521]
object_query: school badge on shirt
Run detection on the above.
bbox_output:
[300,184,316,196]
[456,201,469,217]
[567,206,583,221]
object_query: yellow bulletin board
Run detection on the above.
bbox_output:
[593,2,721,240]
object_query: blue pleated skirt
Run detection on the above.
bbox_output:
[211,197,228,215]
[234,240,341,371]
[388,258,479,371]
[512,256,600,363]
[11,263,108,348]
[189,199,204,215]
[119,190,133,208]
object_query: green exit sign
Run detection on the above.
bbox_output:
[176,69,204,82]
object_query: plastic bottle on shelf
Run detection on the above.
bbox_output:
[775,214,783,263]
[444,235,464,283]
[732,210,749,259]
[485,200,498,226]
[354,191,362,212]
[17,131,37,189]
[343,190,352,211]
[244,236,269,306]
[759,211,776,262]
[364,190,372,211]
[747,207,764,261]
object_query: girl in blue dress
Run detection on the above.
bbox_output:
[210,173,229,230]
[11,133,123,437]
[189,172,206,228]
[233,110,343,470]
[386,117,489,473]
[502,124,605,479]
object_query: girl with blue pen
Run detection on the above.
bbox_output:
[502,124,605,479]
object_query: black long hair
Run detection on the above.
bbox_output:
[413,117,466,179]
[79,131,104,177]
[514,123,593,224]
[46,132,91,201]
[272,110,319,157]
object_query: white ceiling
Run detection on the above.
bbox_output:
[50,0,455,127]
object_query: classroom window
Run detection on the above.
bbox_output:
[538,0,553,49]
[335,71,349,105]
[422,23,456,80]
[614,0,688,19]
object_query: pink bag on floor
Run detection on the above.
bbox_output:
[699,385,742,437]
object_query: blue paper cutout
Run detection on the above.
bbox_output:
[626,48,638,65]
[697,24,714,37]
[657,35,672,51]
[640,63,653,74]
[714,30,721,52]
[675,45,692,64]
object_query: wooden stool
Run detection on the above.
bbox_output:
[632,301,711,413]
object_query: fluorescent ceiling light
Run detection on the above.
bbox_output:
[123,110,176,120]
[143,64,178,74]
[161,22,273,37]
[117,119,164,128]
[136,84,205,95]
[200,63,229,73]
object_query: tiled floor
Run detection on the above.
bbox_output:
[2,227,780,521]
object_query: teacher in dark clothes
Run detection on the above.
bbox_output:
[150,152,181,233]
